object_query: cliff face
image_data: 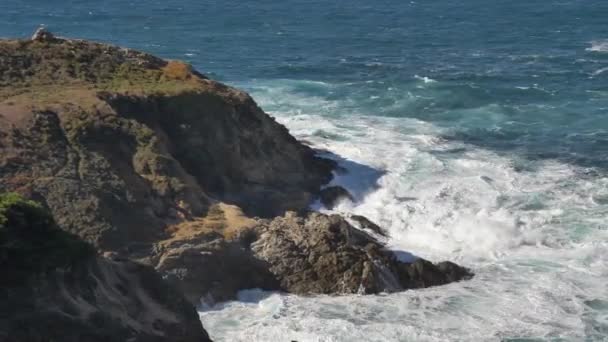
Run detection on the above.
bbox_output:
[0,193,211,342]
[0,32,473,336]
[0,36,334,253]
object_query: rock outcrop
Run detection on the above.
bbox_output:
[149,209,472,305]
[252,212,472,293]
[349,214,388,237]
[0,193,211,342]
[318,185,354,209]
[0,31,473,331]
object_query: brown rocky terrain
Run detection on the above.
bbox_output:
[0,30,473,339]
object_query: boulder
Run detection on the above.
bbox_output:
[350,214,388,237]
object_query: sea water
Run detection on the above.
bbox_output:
[2,0,607,340]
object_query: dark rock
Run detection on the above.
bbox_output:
[436,261,475,283]
[350,214,387,237]
[0,193,211,342]
[154,237,280,305]
[319,185,354,209]
[397,258,473,289]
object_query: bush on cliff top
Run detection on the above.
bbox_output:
[0,193,94,285]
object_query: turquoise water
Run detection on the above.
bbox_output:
[2,1,608,340]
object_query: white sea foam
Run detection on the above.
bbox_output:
[587,40,608,53]
[414,75,437,84]
[199,79,608,341]
[592,67,608,76]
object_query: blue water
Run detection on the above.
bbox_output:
[2,1,608,341]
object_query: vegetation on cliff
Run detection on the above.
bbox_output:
[0,192,93,285]
[0,36,203,102]
[0,192,211,342]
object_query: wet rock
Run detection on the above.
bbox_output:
[350,214,387,237]
[319,185,354,209]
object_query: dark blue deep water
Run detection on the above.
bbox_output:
[2,1,608,341]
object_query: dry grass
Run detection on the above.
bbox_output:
[0,38,206,103]
[162,61,193,80]
[162,202,257,245]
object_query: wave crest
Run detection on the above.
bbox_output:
[586,40,608,53]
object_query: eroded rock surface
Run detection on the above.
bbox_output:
[151,209,473,305]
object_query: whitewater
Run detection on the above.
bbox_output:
[198,78,608,341]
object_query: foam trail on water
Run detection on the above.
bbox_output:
[587,40,608,53]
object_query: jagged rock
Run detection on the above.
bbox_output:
[0,193,211,342]
[250,212,472,294]
[251,212,399,294]
[350,214,387,237]
[154,234,281,305]
[150,210,472,304]
[319,185,354,209]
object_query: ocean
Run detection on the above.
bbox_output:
[2,0,607,340]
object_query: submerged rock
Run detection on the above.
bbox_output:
[349,214,388,237]
[0,193,211,342]
[319,185,354,209]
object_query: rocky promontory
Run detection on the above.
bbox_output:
[0,31,472,339]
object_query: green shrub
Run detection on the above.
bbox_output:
[0,193,94,285]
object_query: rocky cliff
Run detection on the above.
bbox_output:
[0,31,473,339]
[0,192,211,342]
[0,31,334,252]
